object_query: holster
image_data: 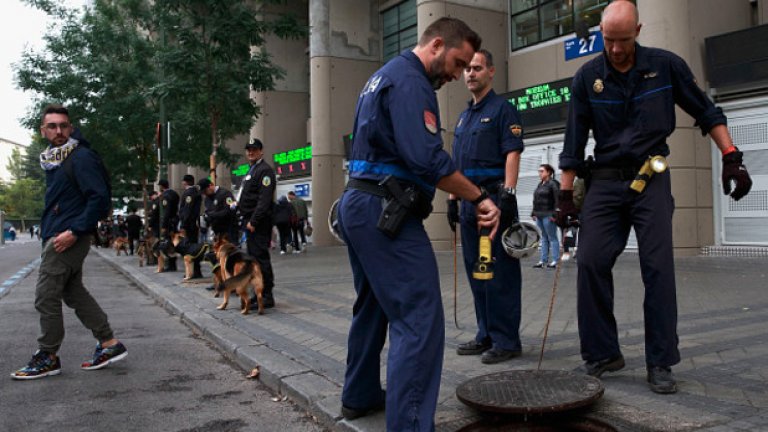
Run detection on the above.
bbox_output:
[376,176,432,238]
[576,156,595,192]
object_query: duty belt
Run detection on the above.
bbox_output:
[346,178,388,197]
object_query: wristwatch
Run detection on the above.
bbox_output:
[502,187,516,195]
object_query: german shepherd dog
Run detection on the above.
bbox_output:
[138,231,158,268]
[211,237,264,315]
[113,236,129,256]
[174,230,210,281]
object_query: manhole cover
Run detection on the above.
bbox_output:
[456,370,604,414]
[456,416,616,432]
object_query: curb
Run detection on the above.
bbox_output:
[93,247,351,431]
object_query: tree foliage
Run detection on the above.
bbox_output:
[0,178,45,219]
[15,0,307,193]
[6,148,26,181]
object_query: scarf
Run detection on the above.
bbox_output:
[40,138,79,171]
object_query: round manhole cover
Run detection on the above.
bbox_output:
[456,370,604,414]
[456,416,617,432]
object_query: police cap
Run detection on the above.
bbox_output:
[197,178,212,190]
[158,179,169,188]
[245,138,263,150]
[182,174,195,185]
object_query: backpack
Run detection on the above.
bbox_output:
[61,145,113,219]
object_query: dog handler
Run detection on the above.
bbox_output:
[337,18,498,430]
[448,49,524,365]
[556,1,752,394]
[12,104,127,380]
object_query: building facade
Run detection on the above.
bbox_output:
[167,0,768,255]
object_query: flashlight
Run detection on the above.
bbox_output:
[630,155,668,193]
[472,227,494,280]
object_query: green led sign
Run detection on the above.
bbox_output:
[506,77,572,113]
[273,145,312,165]
[231,163,250,176]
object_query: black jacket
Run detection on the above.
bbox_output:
[532,179,560,218]
[160,188,180,232]
[273,197,295,226]
[178,186,202,231]
[237,159,275,227]
[125,214,143,237]
[204,187,236,235]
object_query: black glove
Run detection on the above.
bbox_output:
[446,199,459,232]
[722,148,752,201]
[499,190,519,228]
[555,190,579,228]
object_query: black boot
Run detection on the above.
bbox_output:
[165,257,178,272]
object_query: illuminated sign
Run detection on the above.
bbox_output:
[274,145,312,179]
[506,78,572,113]
[231,163,250,177]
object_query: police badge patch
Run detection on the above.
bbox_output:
[185,196,192,203]
[262,176,271,187]
[226,198,234,206]
[162,200,167,206]
[424,110,437,134]
[593,79,604,93]
[510,124,523,137]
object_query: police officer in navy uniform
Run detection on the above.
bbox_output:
[237,138,276,309]
[448,49,524,365]
[179,174,203,278]
[557,1,752,395]
[338,18,499,430]
[198,178,238,245]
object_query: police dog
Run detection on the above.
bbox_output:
[217,250,264,315]
[153,232,179,273]
[174,230,209,281]
[113,236,129,256]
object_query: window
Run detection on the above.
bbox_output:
[510,0,633,51]
[382,0,417,62]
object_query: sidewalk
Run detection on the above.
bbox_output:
[94,245,768,431]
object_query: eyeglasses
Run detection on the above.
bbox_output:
[44,122,71,131]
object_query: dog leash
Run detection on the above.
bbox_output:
[453,229,462,330]
[537,259,562,371]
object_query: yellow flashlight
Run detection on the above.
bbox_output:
[630,155,668,193]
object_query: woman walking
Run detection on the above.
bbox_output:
[531,164,560,268]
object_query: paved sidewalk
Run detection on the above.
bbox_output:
[94,245,768,431]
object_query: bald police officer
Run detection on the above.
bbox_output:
[557,1,752,394]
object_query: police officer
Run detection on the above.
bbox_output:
[179,174,203,279]
[235,138,276,309]
[147,190,160,235]
[198,178,238,244]
[557,1,752,395]
[338,18,499,430]
[158,179,180,271]
[448,49,524,365]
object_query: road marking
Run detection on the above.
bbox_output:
[0,257,41,299]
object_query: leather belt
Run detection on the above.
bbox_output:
[591,167,637,181]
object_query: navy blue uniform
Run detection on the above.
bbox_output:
[339,50,456,431]
[560,45,727,368]
[179,186,202,241]
[453,90,524,353]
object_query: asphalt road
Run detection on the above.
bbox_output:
[0,241,327,432]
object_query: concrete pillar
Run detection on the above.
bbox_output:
[309,0,380,246]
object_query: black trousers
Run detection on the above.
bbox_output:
[244,221,275,300]
[576,170,679,368]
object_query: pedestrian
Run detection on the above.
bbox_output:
[125,208,143,256]
[11,104,126,380]
[556,1,752,394]
[29,225,34,239]
[236,138,276,309]
[273,196,295,255]
[531,163,560,268]
[338,17,498,430]
[198,178,238,245]
[448,49,524,365]
[178,174,203,279]
[287,191,309,252]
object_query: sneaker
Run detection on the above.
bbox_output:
[456,339,492,356]
[480,347,522,364]
[81,342,128,370]
[562,253,571,261]
[547,261,558,268]
[532,261,545,268]
[647,366,677,394]
[11,350,61,380]
[575,355,625,378]
[279,251,286,255]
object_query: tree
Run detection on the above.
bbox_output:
[155,0,307,182]
[6,148,26,181]
[0,179,45,228]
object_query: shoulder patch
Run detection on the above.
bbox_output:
[162,199,168,206]
[226,197,234,206]
[262,176,272,187]
[185,196,192,203]
[424,110,437,134]
[510,124,523,137]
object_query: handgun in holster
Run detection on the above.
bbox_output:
[376,175,416,238]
